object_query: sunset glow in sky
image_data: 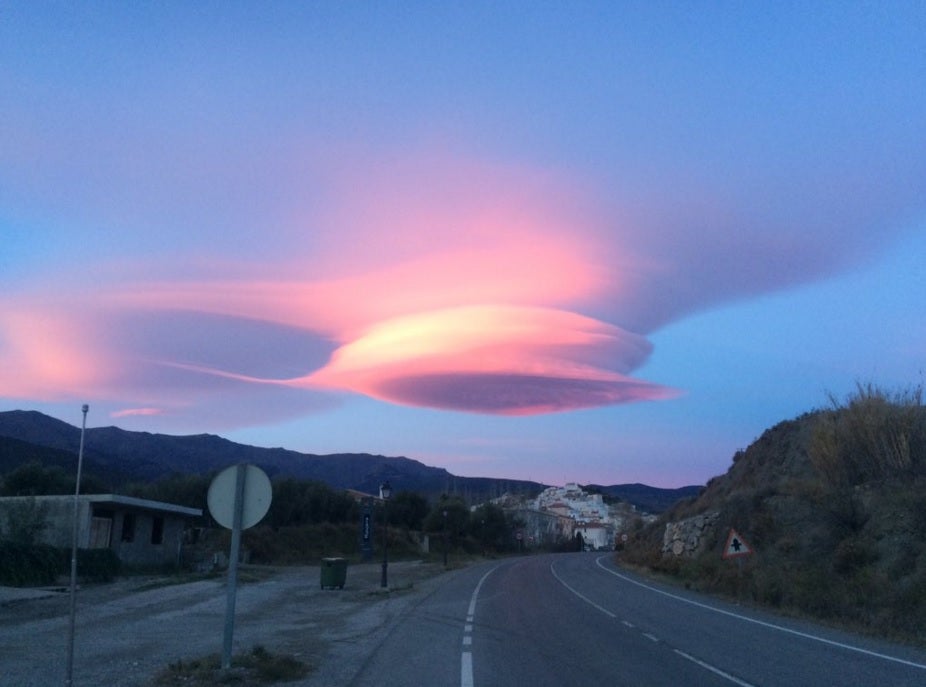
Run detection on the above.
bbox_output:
[2,4,924,487]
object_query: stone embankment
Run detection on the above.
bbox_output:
[662,511,719,557]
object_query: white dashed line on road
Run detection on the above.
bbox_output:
[461,566,499,687]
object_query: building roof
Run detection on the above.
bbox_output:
[0,494,202,517]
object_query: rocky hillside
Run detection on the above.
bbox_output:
[622,385,926,645]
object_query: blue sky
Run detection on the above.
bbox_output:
[1,4,923,487]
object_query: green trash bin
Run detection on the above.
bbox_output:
[320,557,348,589]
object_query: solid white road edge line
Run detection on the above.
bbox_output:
[595,555,926,671]
[551,558,756,686]
[674,649,757,687]
[549,561,617,618]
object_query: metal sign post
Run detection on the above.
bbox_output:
[222,464,247,670]
[65,403,88,687]
[207,464,272,672]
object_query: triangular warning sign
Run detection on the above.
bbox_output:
[722,528,753,559]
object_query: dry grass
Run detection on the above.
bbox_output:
[153,645,310,685]
[810,383,925,486]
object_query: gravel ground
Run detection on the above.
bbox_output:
[0,560,451,686]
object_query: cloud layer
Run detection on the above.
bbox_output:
[0,154,674,419]
[1,5,923,434]
[2,139,923,425]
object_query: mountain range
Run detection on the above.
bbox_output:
[0,410,700,513]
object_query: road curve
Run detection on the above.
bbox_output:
[351,552,926,687]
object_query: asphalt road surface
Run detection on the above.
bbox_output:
[3,554,926,686]
[351,553,926,687]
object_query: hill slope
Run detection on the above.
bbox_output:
[623,389,926,645]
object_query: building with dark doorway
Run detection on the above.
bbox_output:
[0,494,202,567]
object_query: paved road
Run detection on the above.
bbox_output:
[4,554,926,686]
[351,553,926,687]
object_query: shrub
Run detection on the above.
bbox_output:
[810,383,925,486]
[833,537,877,575]
[154,645,310,685]
[0,497,48,545]
[75,547,121,582]
[0,541,61,586]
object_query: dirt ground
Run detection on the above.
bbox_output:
[0,560,450,686]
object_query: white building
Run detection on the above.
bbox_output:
[575,522,610,550]
[533,483,617,550]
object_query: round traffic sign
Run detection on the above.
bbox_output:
[207,464,272,530]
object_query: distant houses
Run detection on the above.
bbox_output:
[0,494,202,567]
[489,482,649,550]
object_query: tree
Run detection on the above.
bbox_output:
[424,495,469,546]
[265,478,358,528]
[0,496,48,545]
[0,461,107,496]
[266,478,310,528]
[469,503,509,552]
[387,491,429,530]
[126,473,211,509]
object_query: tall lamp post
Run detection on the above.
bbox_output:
[65,403,89,687]
[481,518,486,557]
[379,481,391,588]
[442,509,448,568]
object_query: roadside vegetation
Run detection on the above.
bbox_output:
[236,492,528,566]
[0,493,121,585]
[0,459,532,585]
[152,644,309,685]
[621,383,926,646]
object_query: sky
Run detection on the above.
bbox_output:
[1,3,924,488]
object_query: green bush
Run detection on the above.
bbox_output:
[0,540,61,586]
[833,537,877,575]
[240,522,423,565]
[75,547,121,582]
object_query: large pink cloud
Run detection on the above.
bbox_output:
[303,305,677,414]
[2,140,918,423]
[0,151,677,419]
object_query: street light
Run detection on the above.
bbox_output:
[66,403,89,687]
[379,481,391,588]
[442,509,448,568]
[481,518,486,557]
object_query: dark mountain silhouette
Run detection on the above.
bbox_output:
[0,410,698,511]
[588,482,702,514]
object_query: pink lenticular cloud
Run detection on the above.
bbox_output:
[0,149,676,418]
[12,137,909,422]
[303,305,677,413]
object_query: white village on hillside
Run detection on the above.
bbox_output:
[485,483,655,551]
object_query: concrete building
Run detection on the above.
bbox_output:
[507,507,575,547]
[575,522,612,550]
[0,494,202,567]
